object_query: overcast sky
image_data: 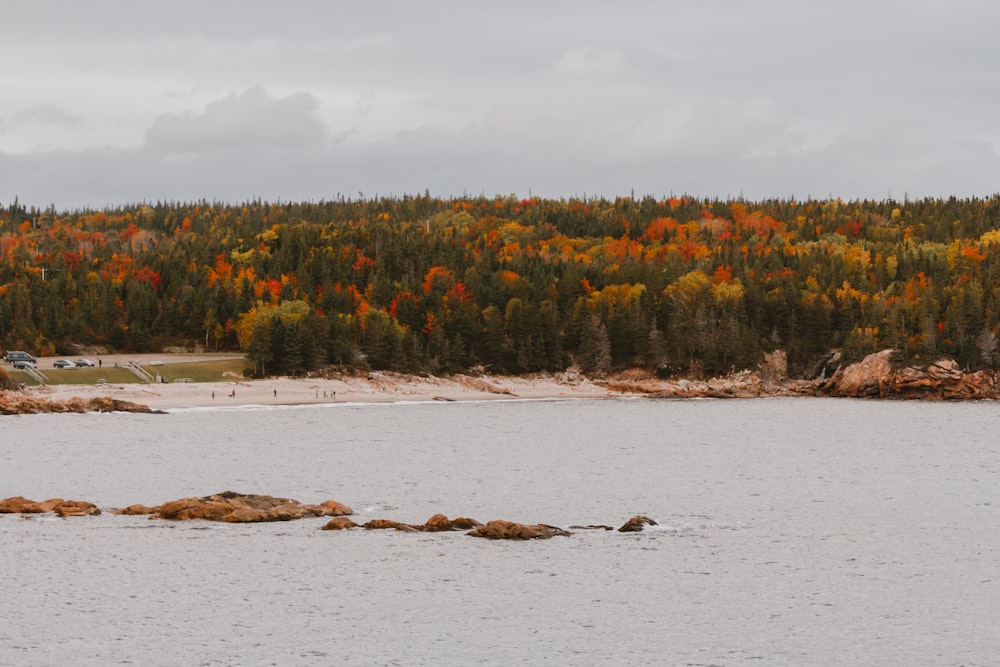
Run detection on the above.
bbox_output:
[3,1,999,210]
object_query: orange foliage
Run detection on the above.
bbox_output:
[423,266,456,295]
[961,245,986,263]
[712,266,733,284]
[352,254,376,272]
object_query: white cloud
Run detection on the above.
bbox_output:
[552,47,630,77]
[144,87,328,155]
[10,104,84,127]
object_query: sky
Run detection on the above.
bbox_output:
[3,0,1000,211]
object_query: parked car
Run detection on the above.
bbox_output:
[53,359,76,368]
[12,360,36,370]
[74,359,95,367]
[4,351,36,364]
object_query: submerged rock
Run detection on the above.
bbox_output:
[617,515,658,532]
[114,504,160,515]
[363,518,415,531]
[466,520,571,540]
[357,514,482,532]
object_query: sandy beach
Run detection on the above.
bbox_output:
[22,354,615,410]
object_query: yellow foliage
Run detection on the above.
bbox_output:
[979,229,1000,246]
[711,279,745,306]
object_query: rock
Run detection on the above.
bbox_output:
[157,497,234,521]
[0,394,157,415]
[825,349,894,397]
[418,513,483,531]
[421,513,454,531]
[0,496,99,516]
[0,496,42,513]
[316,500,354,516]
[147,491,353,522]
[618,515,658,532]
[321,516,359,530]
[466,520,571,540]
[760,349,788,391]
[33,498,67,512]
[363,518,415,530]
[114,504,160,515]
[53,501,100,517]
[569,524,615,530]
[823,350,1000,399]
[222,506,310,523]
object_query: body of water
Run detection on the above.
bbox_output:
[1,398,998,665]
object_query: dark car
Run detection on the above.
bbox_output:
[74,359,95,367]
[53,359,76,368]
[12,360,36,370]
[4,351,36,364]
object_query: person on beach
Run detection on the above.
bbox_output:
[212,391,215,399]
[273,389,277,397]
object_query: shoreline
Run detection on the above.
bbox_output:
[20,372,616,411]
[8,348,1000,413]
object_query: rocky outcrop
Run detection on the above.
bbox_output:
[321,516,360,530]
[760,350,788,392]
[618,515,658,532]
[466,520,571,540]
[634,369,766,399]
[324,515,567,538]
[3,494,668,539]
[360,514,483,532]
[0,496,100,516]
[598,349,1000,401]
[821,350,1000,399]
[0,394,157,415]
[136,491,353,522]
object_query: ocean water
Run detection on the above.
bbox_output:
[1,398,998,666]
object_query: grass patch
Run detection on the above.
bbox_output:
[140,359,250,383]
[7,358,249,386]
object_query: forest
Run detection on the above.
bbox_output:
[3,193,1000,379]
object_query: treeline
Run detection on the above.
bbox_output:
[3,193,1000,377]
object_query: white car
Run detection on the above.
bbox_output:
[53,359,76,369]
[74,359,95,367]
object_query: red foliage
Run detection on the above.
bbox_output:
[135,266,162,290]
